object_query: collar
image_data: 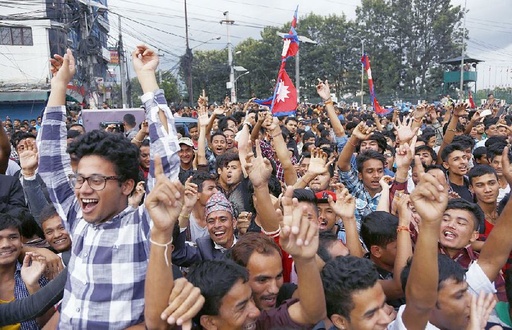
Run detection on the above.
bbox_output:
[213,235,237,253]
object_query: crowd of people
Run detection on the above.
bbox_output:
[1,44,512,330]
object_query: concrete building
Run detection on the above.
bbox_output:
[0,0,110,121]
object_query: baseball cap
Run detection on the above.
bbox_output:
[315,190,336,203]
[178,137,194,148]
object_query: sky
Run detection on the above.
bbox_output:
[107,0,512,90]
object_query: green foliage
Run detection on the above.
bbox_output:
[130,71,181,107]
[178,2,464,104]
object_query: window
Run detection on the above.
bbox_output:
[0,26,33,46]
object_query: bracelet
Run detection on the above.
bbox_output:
[397,225,410,233]
[349,139,358,148]
[149,238,173,267]
[413,117,422,123]
[261,226,281,237]
[447,128,457,133]
[324,99,334,106]
[244,122,253,130]
[132,138,143,143]
[179,213,190,220]
[271,131,282,138]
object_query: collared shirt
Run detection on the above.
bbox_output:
[13,262,49,330]
[439,243,507,302]
[38,89,180,329]
[338,165,382,230]
[204,147,218,175]
[339,165,407,230]
[259,139,297,183]
[213,235,237,253]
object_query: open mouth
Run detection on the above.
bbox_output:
[0,250,15,258]
[442,230,456,240]
[53,238,68,245]
[82,198,98,213]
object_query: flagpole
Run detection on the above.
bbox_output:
[361,40,364,108]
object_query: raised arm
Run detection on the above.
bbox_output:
[19,139,50,222]
[280,187,326,325]
[132,45,180,190]
[328,185,364,257]
[316,80,345,138]
[196,103,209,171]
[144,157,203,330]
[337,122,374,171]
[401,172,448,329]
[267,117,298,185]
[294,148,331,189]
[38,49,76,221]
[478,146,512,282]
[246,140,281,232]
[436,104,467,164]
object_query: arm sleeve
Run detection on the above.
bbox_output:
[0,269,67,326]
[37,106,77,225]
[22,175,50,224]
[141,89,180,194]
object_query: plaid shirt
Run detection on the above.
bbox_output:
[259,139,297,182]
[38,89,180,329]
[339,165,406,230]
[13,262,49,330]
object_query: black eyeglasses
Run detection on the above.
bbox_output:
[68,174,120,191]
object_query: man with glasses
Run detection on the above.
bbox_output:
[38,46,180,328]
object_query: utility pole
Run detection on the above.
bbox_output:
[118,15,127,108]
[184,0,193,105]
[459,0,467,101]
[220,12,235,103]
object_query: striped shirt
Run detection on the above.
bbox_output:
[38,89,179,329]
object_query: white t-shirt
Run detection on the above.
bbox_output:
[387,262,496,330]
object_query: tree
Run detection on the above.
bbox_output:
[130,71,181,107]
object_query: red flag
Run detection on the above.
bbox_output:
[360,54,391,115]
[468,91,476,109]
[281,6,299,59]
[272,68,297,116]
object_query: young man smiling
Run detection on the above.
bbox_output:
[38,46,181,328]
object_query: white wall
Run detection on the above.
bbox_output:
[0,19,52,86]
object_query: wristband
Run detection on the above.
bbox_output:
[324,99,334,106]
[397,225,410,233]
[149,238,173,267]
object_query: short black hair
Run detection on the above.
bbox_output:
[191,171,217,192]
[19,210,44,240]
[440,143,465,163]
[486,140,508,162]
[10,131,36,149]
[452,135,475,151]
[473,146,487,161]
[123,113,136,126]
[39,204,59,224]
[215,152,240,170]
[400,254,466,293]
[317,231,341,263]
[468,165,498,185]
[0,213,22,233]
[187,260,249,325]
[356,150,386,173]
[322,256,379,320]
[210,131,226,143]
[361,211,398,249]
[415,145,437,162]
[445,198,483,232]
[71,130,140,185]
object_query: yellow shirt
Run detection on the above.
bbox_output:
[0,297,20,330]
